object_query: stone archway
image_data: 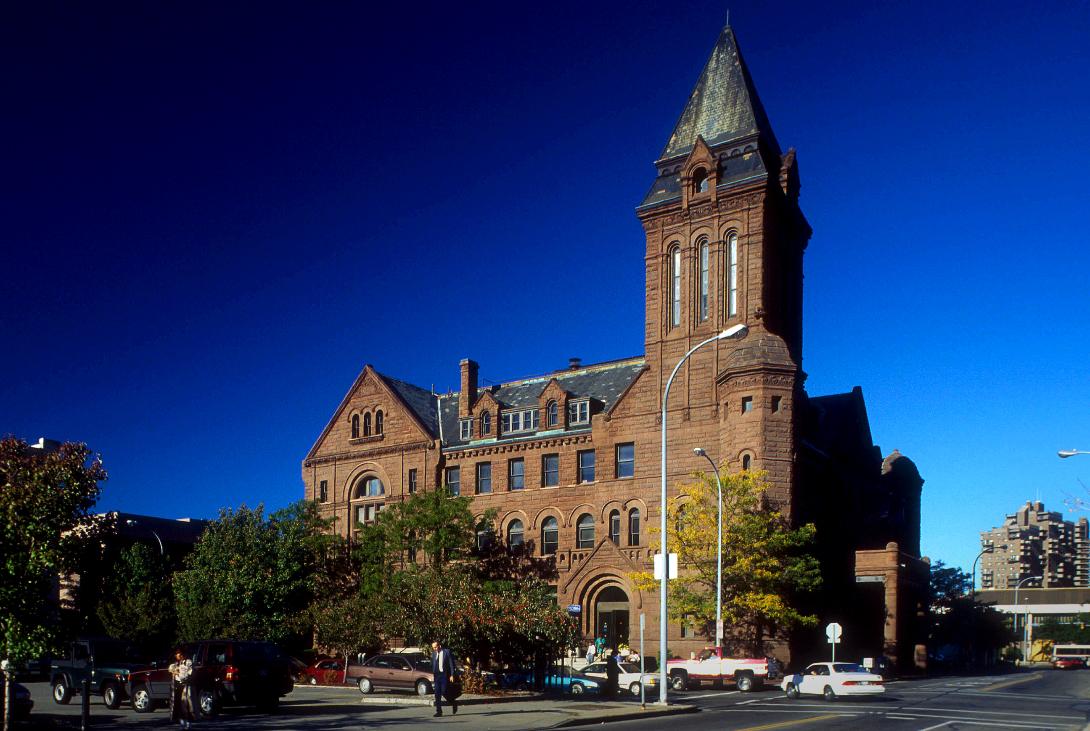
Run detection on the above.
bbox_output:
[592,585,631,649]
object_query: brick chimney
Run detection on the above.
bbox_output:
[459,359,478,417]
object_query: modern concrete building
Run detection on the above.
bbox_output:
[302,21,928,668]
[979,501,1090,589]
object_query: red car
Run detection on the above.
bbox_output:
[302,658,345,685]
[1053,656,1085,670]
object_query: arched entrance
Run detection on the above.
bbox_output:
[593,585,630,648]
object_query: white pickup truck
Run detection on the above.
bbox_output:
[666,647,773,691]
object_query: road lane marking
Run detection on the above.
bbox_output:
[980,673,1042,691]
[901,706,1082,721]
[916,722,1057,731]
[685,690,740,699]
[734,714,841,731]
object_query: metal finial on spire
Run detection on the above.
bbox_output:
[725,8,730,27]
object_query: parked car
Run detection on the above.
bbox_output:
[1,681,33,723]
[503,667,601,694]
[581,661,658,696]
[348,653,434,696]
[781,662,885,701]
[50,638,145,709]
[302,658,345,685]
[127,640,293,717]
[1053,656,1086,670]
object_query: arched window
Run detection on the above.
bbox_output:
[628,509,641,546]
[480,411,491,436]
[476,521,494,553]
[542,517,559,555]
[357,476,384,497]
[375,410,383,435]
[363,413,372,436]
[351,414,360,439]
[609,510,621,545]
[576,514,595,549]
[546,400,559,428]
[742,454,751,471]
[507,519,524,549]
[699,238,709,322]
[727,232,738,318]
[693,167,709,193]
[670,246,681,327]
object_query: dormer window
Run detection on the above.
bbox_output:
[501,408,539,434]
[546,400,559,428]
[480,411,491,436]
[459,418,472,440]
[693,167,709,193]
[568,399,590,426]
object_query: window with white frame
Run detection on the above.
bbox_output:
[546,400,559,427]
[568,400,590,426]
[628,508,641,546]
[699,238,709,321]
[609,510,621,545]
[501,408,539,434]
[476,462,492,494]
[408,469,417,494]
[356,476,384,497]
[480,411,491,436]
[445,466,460,496]
[576,513,595,548]
[542,517,559,555]
[356,502,383,525]
[459,418,472,440]
[671,246,681,327]
[318,480,328,503]
[578,449,595,483]
[727,232,738,317]
[616,443,634,478]
[508,458,524,491]
[542,454,559,487]
[507,519,524,549]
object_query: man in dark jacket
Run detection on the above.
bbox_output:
[430,641,457,717]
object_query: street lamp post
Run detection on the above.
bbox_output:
[1013,574,1042,664]
[693,447,723,650]
[658,323,748,705]
[1058,450,1090,458]
[125,519,164,556]
[970,543,1007,602]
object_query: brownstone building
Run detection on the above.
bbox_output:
[302,22,927,668]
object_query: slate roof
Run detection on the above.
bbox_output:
[802,387,876,460]
[640,23,781,209]
[439,357,646,449]
[380,373,441,438]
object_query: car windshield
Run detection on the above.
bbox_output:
[620,663,640,673]
[832,663,867,673]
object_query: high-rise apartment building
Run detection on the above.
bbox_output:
[979,501,1089,589]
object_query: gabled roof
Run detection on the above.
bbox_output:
[658,23,780,163]
[381,373,440,437]
[439,357,646,449]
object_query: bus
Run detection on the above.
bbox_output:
[1050,644,1090,662]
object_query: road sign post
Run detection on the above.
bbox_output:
[825,622,843,663]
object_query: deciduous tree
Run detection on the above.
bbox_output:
[97,543,175,654]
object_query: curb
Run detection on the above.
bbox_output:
[554,703,698,728]
[359,693,546,707]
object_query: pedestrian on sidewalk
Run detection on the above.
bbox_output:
[168,647,195,730]
[430,640,458,717]
[605,647,620,698]
[586,641,596,664]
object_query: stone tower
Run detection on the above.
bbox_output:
[635,22,811,513]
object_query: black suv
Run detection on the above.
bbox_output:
[127,640,293,717]
[50,638,144,709]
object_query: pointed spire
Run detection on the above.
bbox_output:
[657,23,780,163]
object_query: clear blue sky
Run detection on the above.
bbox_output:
[5,1,1089,578]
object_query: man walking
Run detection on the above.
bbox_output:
[431,640,457,717]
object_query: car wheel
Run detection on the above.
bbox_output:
[736,673,754,692]
[52,679,72,704]
[670,673,687,691]
[823,685,836,702]
[309,676,318,685]
[629,681,641,696]
[197,688,220,719]
[358,677,373,694]
[571,683,585,695]
[102,681,122,709]
[131,684,153,713]
[785,683,799,700]
[416,680,432,696]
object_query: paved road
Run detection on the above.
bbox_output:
[568,670,1090,730]
[17,669,1090,729]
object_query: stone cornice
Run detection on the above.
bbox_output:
[304,440,432,467]
[445,434,592,460]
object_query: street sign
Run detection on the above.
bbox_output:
[653,552,678,580]
[825,622,842,643]
[567,604,581,614]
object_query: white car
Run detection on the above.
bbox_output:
[780,662,885,700]
[581,661,658,696]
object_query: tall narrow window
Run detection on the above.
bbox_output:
[578,450,595,483]
[480,411,491,435]
[699,238,709,321]
[459,419,472,440]
[742,454,752,471]
[445,467,460,496]
[408,469,418,494]
[363,413,372,436]
[351,414,360,439]
[727,233,738,318]
[542,454,560,487]
[318,480,328,503]
[576,514,595,548]
[507,519,524,549]
[693,167,709,193]
[546,400,559,428]
[508,458,524,491]
[476,462,492,494]
[616,443,635,478]
[375,410,383,435]
[628,509,641,546]
[542,517,559,555]
[671,246,681,327]
[476,521,494,553]
[609,510,621,545]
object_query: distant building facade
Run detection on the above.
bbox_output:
[980,501,1090,589]
[302,22,927,668]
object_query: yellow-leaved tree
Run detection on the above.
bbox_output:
[632,469,820,655]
